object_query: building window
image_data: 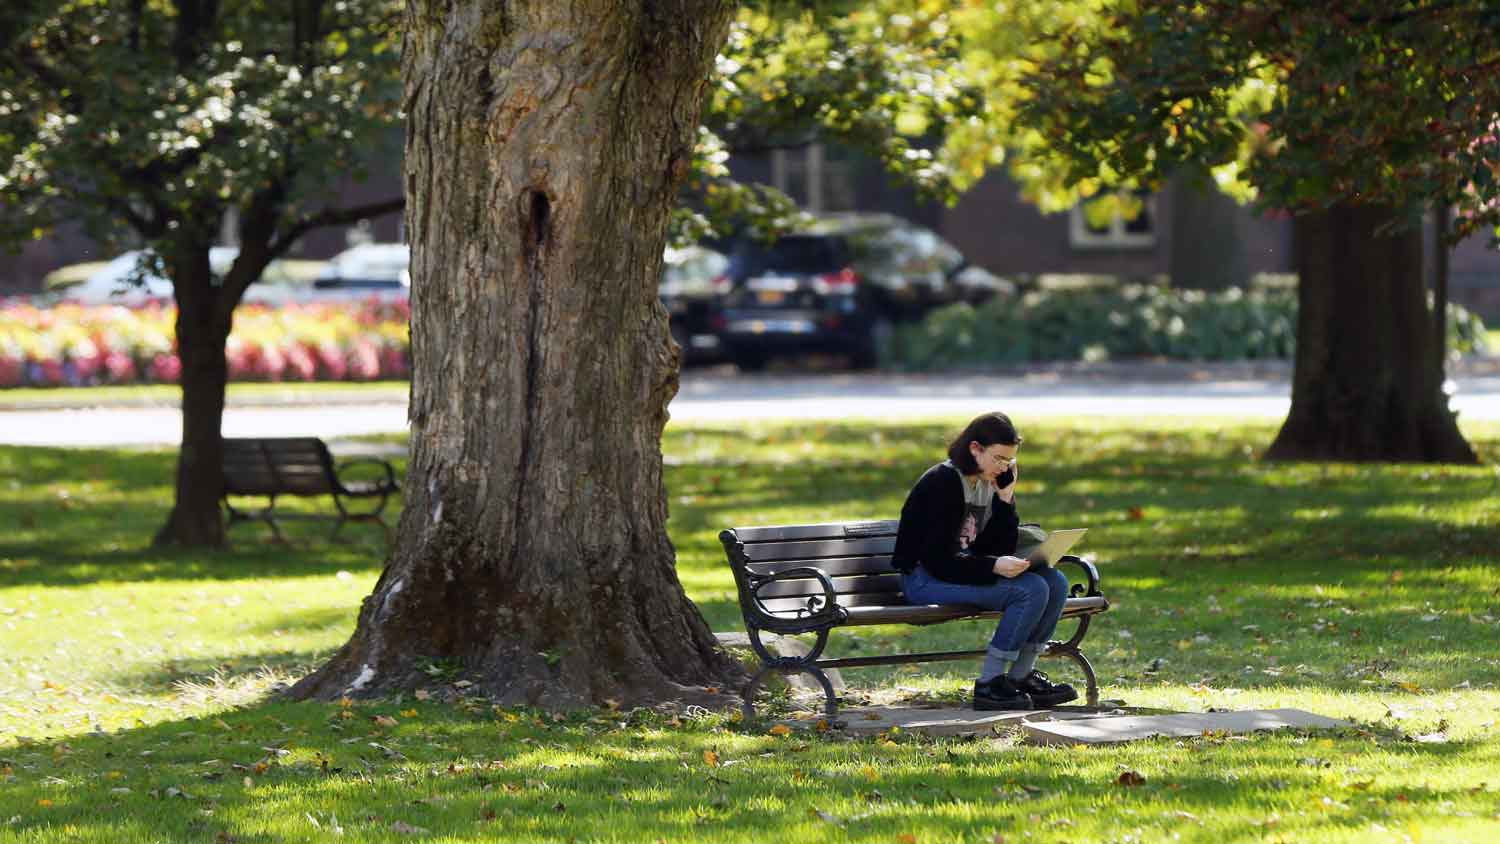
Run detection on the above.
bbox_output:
[771,144,857,213]
[1069,192,1157,249]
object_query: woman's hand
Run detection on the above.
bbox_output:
[997,462,1018,503]
[991,556,1029,578]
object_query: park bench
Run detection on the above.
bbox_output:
[720,519,1110,721]
[221,437,400,545]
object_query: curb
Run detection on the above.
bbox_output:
[2,357,1496,412]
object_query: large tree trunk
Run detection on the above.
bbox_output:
[1266,202,1476,463]
[292,0,743,708]
[153,253,233,547]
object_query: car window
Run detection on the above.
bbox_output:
[731,235,850,276]
[847,224,963,277]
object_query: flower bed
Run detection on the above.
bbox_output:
[0,298,410,388]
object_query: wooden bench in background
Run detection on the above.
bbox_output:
[222,437,400,545]
[720,519,1110,721]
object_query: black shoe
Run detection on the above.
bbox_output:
[1015,670,1078,707]
[973,676,1033,711]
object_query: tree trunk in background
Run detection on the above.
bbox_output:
[153,254,232,548]
[1266,202,1476,463]
[1433,202,1450,377]
[292,0,743,708]
[1168,167,1248,290]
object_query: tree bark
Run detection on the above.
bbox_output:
[1266,201,1476,463]
[153,249,233,548]
[1433,202,1450,377]
[291,0,744,708]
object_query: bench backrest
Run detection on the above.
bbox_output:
[720,520,903,615]
[222,437,338,497]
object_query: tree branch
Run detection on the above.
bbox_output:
[271,197,404,254]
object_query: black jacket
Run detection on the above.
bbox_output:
[890,462,1020,585]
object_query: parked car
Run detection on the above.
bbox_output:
[312,243,411,302]
[50,248,330,306]
[709,214,1014,370]
[660,245,730,365]
[820,213,1016,311]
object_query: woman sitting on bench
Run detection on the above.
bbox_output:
[890,411,1078,710]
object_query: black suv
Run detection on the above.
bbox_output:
[712,214,1013,370]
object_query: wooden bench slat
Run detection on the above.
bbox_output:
[753,573,902,600]
[741,536,896,562]
[730,521,898,543]
[744,554,895,579]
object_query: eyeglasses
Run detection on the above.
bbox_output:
[990,453,1018,467]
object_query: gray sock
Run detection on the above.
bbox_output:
[1008,645,1041,680]
[979,647,1015,683]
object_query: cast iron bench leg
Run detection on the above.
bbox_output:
[742,662,839,723]
[1044,641,1100,706]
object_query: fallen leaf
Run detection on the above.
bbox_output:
[414,690,431,701]
[400,709,418,718]
[768,724,792,737]
[1117,771,1147,787]
[897,834,917,844]
[1128,506,1145,521]
[372,715,399,728]
[702,750,720,768]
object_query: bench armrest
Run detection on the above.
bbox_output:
[1055,555,1103,598]
[743,566,848,634]
[334,457,399,491]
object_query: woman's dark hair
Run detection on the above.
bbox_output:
[946,412,1022,474]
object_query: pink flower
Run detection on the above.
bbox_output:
[0,355,23,388]
[35,358,66,387]
[315,340,347,381]
[378,344,409,379]
[103,352,137,383]
[149,354,182,384]
[283,344,317,382]
[256,344,286,381]
[348,340,381,381]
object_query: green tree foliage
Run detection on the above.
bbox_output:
[0,0,404,545]
[677,2,986,241]
[1013,0,1500,239]
[0,0,403,258]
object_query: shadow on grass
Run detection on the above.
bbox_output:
[1,698,1496,843]
[0,445,399,588]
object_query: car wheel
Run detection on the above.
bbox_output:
[735,351,769,373]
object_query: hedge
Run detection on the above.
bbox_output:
[891,285,1490,370]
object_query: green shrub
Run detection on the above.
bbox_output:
[892,285,1489,369]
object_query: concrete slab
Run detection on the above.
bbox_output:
[1022,708,1351,746]
[715,632,846,694]
[785,705,1148,737]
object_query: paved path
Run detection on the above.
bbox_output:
[3,369,1499,447]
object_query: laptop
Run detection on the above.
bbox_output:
[1023,528,1088,568]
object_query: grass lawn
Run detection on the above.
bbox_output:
[2,417,1498,842]
[0,381,408,409]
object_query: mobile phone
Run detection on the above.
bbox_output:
[997,466,1016,487]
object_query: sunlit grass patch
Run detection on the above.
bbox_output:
[1,417,1498,841]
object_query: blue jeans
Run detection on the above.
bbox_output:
[901,565,1071,659]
